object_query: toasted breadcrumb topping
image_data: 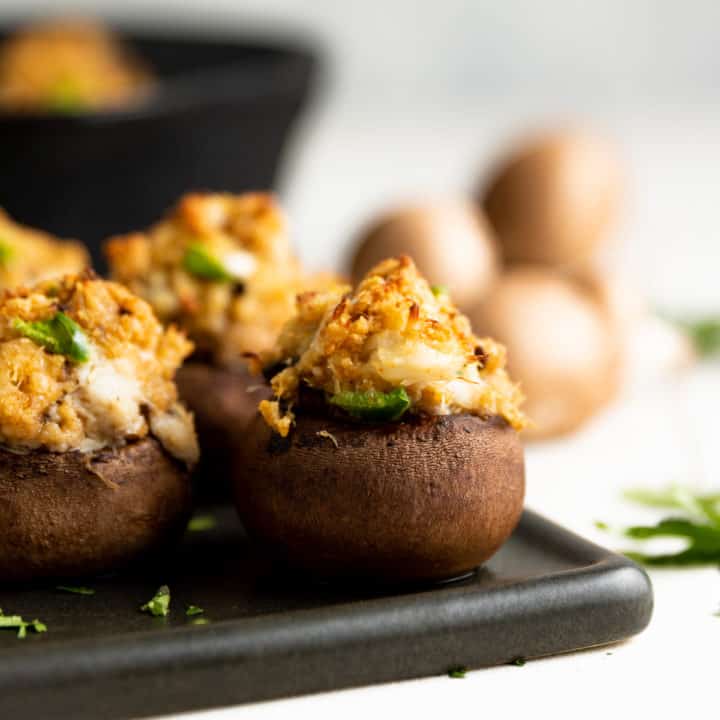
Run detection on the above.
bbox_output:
[257,256,527,436]
[0,209,89,289]
[0,272,198,463]
[106,192,338,367]
[0,21,152,112]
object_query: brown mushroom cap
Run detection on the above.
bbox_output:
[482,130,622,267]
[235,412,525,584]
[469,267,622,440]
[0,437,191,583]
[350,201,499,311]
[176,362,270,500]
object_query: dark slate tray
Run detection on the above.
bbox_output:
[0,507,653,720]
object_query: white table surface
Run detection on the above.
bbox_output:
[154,102,720,719]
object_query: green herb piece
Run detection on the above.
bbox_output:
[186,605,204,617]
[431,284,448,297]
[140,585,171,617]
[615,485,720,566]
[46,77,88,114]
[187,514,217,532]
[594,521,609,531]
[56,585,95,596]
[0,239,14,266]
[182,243,233,282]
[329,387,411,422]
[447,666,467,679]
[191,617,210,625]
[0,609,47,639]
[666,314,720,357]
[13,312,90,363]
[510,657,526,667]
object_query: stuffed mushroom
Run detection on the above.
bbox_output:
[0,208,89,288]
[239,256,527,583]
[105,192,337,494]
[0,20,153,113]
[0,272,198,582]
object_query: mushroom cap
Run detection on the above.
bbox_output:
[0,437,192,583]
[235,412,525,584]
[482,130,622,267]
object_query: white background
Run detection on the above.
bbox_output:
[2,2,719,717]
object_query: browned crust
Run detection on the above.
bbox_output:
[235,412,525,583]
[0,437,192,583]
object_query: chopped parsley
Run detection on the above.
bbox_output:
[13,312,90,363]
[329,387,410,422]
[187,514,217,532]
[430,284,448,297]
[510,657,526,667]
[56,585,95,596]
[186,605,204,617]
[599,486,720,566]
[0,608,47,639]
[140,585,171,617]
[447,666,467,678]
[182,243,233,282]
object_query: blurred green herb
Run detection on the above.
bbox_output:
[13,312,90,363]
[46,77,88,114]
[0,239,14,266]
[187,514,216,532]
[510,657,526,667]
[430,284,448,297]
[186,605,204,617]
[56,585,95,596]
[182,244,233,282]
[665,314,720,357]
[140,585,171,617]
[600,486,720,566]
[447,666,467,678]
[0,608,47,639]
[191,617,210,626]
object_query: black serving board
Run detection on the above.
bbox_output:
[0,507,652,720]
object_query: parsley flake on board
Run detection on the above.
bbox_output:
[140,585,171,617]
[56,585,95,596]
[0,608,47,639]
[447,666,467,679]
[187,514,217,532]
[13,312,90,363]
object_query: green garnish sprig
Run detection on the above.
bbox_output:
[182,243,233,283]
[140,585,171,617]
[329,387,410,422]
[186,605,204,617]
[13,312,90,363]
[447,666,467,678]
[602,486,720,566]
[0,608,47,639]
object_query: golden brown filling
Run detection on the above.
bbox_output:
[0,20,152,112]
[257,256,527,437]
[106,192,338,367]
[0,272,197,463]
[0,209,89,289]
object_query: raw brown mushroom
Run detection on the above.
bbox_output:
[482,130,622,267]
